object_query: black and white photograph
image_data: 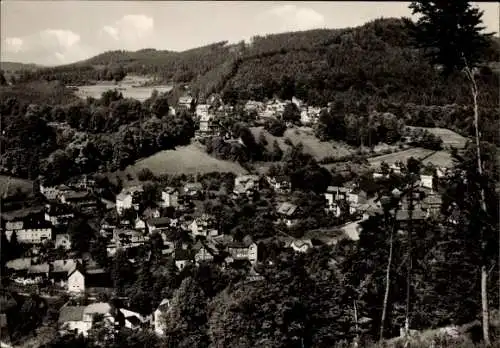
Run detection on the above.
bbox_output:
[0,1,499,347]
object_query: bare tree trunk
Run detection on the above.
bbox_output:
[405,180,415,345]
[380,210,395,342]
[464,64,490,346]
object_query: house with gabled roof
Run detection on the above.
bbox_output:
[154,299,170,336]
[58,305,87,335]
[183,182,203,198]
[4,214,52,245]
[188,214,218,238]
[266,175,292,194]
[277,202,300,227]
[59,190,98,213]
[227,240,258,265]
[233,175,260,197]
[45,203,74,227]
[147,217,176,234]
[178,95,194,109]
[160,187,179,208]
[174,249,192,270]
[116,185,144,215]
[193,240,217,264]
[67,262,86,293]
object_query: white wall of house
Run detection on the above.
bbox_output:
[63,320,89,336]
[5,228,52,244]
[116,195,133,215]
[68,270,85,293]
[161,191,178,208]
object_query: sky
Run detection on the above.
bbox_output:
[1,1,498,66]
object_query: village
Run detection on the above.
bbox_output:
[0,91,453,343]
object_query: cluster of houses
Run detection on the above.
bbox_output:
[244,96,322,125]
[175,92,324,139]
[1,153,452,341]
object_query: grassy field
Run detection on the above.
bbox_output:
[408,126,469,149]
[368,147,455,169]
[120,144,248,180]
[0,175,33,197]
[72,75,172,101]
[250,126,354,161]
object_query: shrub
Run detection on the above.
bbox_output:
[264,119,287,137]
[137,168,156,181]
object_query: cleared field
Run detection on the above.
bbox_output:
[125,144,248,177]
[408,126,468,149]
[250,126,353,161]
[0,175,33,197]
[368,148,454,168]
[75,84,172,101]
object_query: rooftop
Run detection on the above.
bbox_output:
[6,258,31,271]
[52,259,81,273]
[58,306,86,323]
[28,264,50,274]
[277,202,298,216]
[84,302,112,315]
[326,186,349,193]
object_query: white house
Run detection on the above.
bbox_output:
[420,174,434,191]
[195,104,210,119]
[160,187,179,208]
[67,266,85,293]
[116,186,144,215]
[5,219,52,245]
[188,215,218,238]
[55,234,72,250]
[58,305,87,335]
[227,242,258,264]
[154,299,170,336]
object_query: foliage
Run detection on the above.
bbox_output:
[408,0,495,74]
[264,119,287,137]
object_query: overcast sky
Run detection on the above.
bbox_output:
[1,1,498,66]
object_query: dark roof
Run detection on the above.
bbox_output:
[46,203,74,216]
[395,209,426,221]
[125,316,142,326]
[28,264,50,274]
[58,306,85,323]
[62,191,91,200]
[174,249,192,261]
[148,217,172,227]
[326,186,349,193]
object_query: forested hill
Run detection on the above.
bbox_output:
[12,18,500,108]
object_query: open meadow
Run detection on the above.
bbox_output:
[368,147,455,168]
[408,126,469,149]
[72,75,172,101]
[250,126,354,161]
[117,144,248,181]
